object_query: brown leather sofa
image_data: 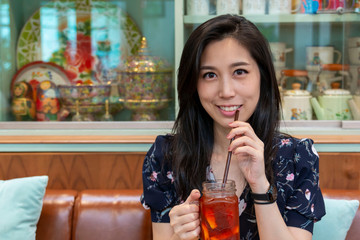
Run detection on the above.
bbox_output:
[36,189,152,240]
[36,188,360,240]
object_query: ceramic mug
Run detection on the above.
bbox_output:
[301,0,321,13]
[348,47,360,65]
[217,0,241,14]
[242,0,266,14]
[270,42,293,68]
[306,46,342,71]
[348,37,360,48]
[187,0,210,15]
[269,0,301,14]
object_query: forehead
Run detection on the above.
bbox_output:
[200,38,255,66]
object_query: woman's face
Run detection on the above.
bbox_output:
[197,37,261,130]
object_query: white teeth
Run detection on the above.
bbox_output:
[219,106,240,111]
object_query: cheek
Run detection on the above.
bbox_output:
[197,81,215,102]
[239,81,260,97]
[238,81,260,108]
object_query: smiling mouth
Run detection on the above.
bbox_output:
[218,105,241,112]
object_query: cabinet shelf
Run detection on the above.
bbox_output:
[184,13,360,25]
[0,120,359,134]
[0,121,359,152]
[0,1,359,151]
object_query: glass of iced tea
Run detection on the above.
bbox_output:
[200,179,240,240]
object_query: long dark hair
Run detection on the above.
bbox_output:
[168,15,281,200]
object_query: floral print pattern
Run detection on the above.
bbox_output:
[141,135,326,239]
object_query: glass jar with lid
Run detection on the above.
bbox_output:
[118,37,173,121]
[314,64,351,95]
[279,69,310,91]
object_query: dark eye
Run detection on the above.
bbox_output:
[234,69,247,76]
[203,72,217,79]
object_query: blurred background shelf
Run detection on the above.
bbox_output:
[184,13,360,25]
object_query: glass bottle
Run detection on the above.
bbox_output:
[100,99,113,121]
[72,100,82,121]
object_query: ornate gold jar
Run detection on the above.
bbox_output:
[119,37,172,121]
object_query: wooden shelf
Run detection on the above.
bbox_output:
[184,13,360,25]
[0,135,157,144]
[1,134,359,144]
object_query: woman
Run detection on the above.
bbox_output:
[141,15,325,240]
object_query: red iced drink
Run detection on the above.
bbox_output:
[200,180,240,240]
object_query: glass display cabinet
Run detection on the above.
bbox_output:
[179,0,360,145]
[0,0,175,123]
[0,0,359,153]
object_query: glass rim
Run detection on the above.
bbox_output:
[202,179,236,189]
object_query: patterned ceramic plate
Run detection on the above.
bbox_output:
[16,0,142,85]
[11,61,70,93]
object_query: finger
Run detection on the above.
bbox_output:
[172,211,199,225]
[170,203,199,220]
[227,123,259,142]
[185,189,201,205]
[171,213,200,239]
[177,215,200,231]
[170,190,200,218]
[232,145,263,159]
[229,135,263,152]
[178,224,201,240]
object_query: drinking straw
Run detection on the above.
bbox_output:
[222,109,240,187]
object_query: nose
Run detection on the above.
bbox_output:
[218,76,236,98]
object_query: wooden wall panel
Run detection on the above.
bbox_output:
[1,152,360,191]
[319,153,360,190]
[0,152,146,190]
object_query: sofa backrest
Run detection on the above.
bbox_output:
[37,189,151,240]
[37,188,360,240]
[36,189,77,240]
[322,188,360,240]
[72,189,152,240]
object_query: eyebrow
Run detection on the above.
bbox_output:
[199,61,250,70]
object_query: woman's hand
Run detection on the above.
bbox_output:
[169,189,201,240]
[227,121,269,192]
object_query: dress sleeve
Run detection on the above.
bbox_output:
[140,135,177,223]
[276,138,326,233]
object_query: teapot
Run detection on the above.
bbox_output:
[348,90,360,120]
[282,89,312,120]
[310,89,353,120]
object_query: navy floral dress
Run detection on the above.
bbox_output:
[140,135,326,239]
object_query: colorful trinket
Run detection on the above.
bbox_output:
[11,81,36,121]
[36,80,60,121]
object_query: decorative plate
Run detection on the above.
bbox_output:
[16,0,142,85]
[11,61,70,94]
